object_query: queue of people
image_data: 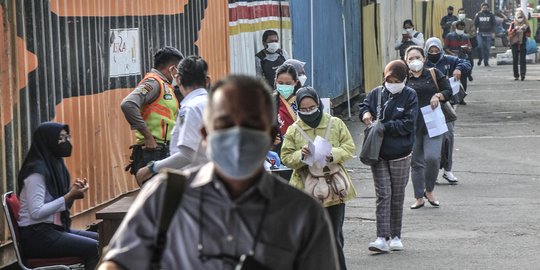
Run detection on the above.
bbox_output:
[13,6,535,266]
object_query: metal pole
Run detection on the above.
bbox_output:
[310,0,314,87]
[342,8,351,119]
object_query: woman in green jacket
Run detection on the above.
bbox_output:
[281,87,356,270]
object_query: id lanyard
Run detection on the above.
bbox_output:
[197,185,270,264]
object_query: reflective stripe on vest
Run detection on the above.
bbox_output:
[135,73,179,144]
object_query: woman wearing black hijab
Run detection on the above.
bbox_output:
[281,87,357,270]
[17,122,99,270]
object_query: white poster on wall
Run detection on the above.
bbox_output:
[109,28,141,77]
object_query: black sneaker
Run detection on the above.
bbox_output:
[468,75,473,81]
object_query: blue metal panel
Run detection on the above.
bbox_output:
[290,0,362,102]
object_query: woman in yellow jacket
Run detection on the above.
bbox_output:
[281,87,356,270]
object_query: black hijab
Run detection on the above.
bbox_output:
[17,122,73,229]
[296,87,325,128]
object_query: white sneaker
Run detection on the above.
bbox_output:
[443,171,458,184]
[368,237,389,253]
[389,237,404,251]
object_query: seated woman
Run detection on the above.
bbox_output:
[17,122,99,270]
[281,87,357,270]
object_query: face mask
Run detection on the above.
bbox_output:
[458,13,466,20]
[427,52,442,63]
[276,84,294,99]
[516,17,524,22]
[482,9,488,13]
[298,107,322,128]
[298,75,308,86]
[207,127,270,180]
[266,42,279,53]
[170,76,178,87]
[385,82,405,94]
[456,29,465,35]
[408,59,424,72]
[406,28,413,34]
[53,141,73,158]
[448,12,453,16]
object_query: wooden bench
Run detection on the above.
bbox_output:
[95,196,136,252]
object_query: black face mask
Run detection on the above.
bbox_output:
[448,12,453,16]
[52,141,73,158]
[298,108,323,128]
[427,52,442,63]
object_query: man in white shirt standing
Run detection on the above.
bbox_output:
[135,56,209,186]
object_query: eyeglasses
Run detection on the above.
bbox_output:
[58,134,71,142]
[298,105,318,113]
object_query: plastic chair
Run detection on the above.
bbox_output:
[2,191,85,270]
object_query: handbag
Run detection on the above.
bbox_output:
[429,68,457,123]
[359,88,384,165]
[508,29,521,45]
[294,118,350,204]
[449,81,467,105]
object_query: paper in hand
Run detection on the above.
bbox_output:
[420,104,448,138]
[448,76,461,96]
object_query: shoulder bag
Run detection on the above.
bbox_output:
[429,68,457,122]
[359,88,385,165]
[294,118,349,204]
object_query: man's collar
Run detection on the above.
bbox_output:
[151,68,171,84]
[190,162,274,200]
[181,88,207,105]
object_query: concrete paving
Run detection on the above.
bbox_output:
[343,58,540,270]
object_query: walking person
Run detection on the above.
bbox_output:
[359,60,418,253]
[424,37,471,184]
[452,7,477,74]
[281,87,357,269]
[404,46,452,209]
[17,122,99,270]
[508,9,531,81]
[395,20,425,60]
[440,6,458,39]
[256,30,289,88]
[273,63,300,155]
[474,3,496,66]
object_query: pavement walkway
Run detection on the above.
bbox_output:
[343,57,540,270]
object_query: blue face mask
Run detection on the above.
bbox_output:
[206,127,271,180]
[276,84,295,99]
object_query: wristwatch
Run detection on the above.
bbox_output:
[147,160,156,174]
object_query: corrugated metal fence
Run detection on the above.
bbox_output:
[0,0,229,246]
[289,0,362,104]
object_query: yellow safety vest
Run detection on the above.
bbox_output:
[135,73,179,144]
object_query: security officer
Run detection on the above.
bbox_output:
[121,46,184,175]
[135,56,209,186]
[255,30,289,89]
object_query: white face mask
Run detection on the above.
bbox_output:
[408,59,424,72]
[266,42,279,53]
[458,14,466,20]
[385,82,405,94]
[456,29,465,35]
[516,17,524,22]
[406,28,413,34]
[298,75,308,86]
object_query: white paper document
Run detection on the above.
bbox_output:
[448,77,461,96]
[421,104,448,138]
[302,141,316,166]
[302,136,332,168]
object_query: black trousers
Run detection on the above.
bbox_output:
[511,43,527,78]
[19,223,99,270]
[327,203,346,270]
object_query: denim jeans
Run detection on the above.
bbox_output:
[477,34,493,65]
[19,223,99,270]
